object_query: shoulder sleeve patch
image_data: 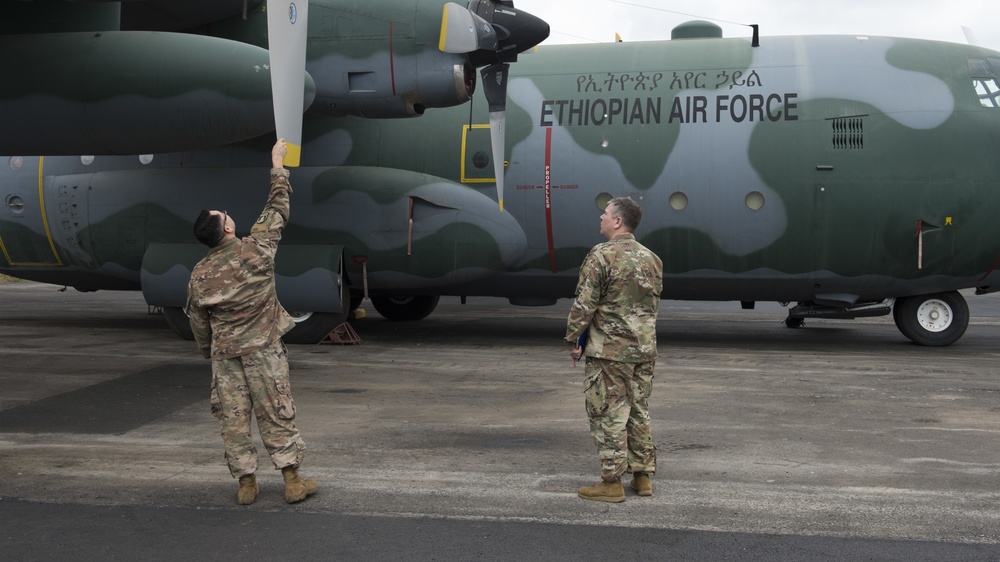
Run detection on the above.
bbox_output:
[256,211,270,225]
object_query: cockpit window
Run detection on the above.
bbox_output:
[974,78,1000,108]
[969,58,991,75]
[969,58,1000,108]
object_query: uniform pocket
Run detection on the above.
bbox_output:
[209,370,223,421]
[270,385,296,420]
[264,345,296,420]
[583,362,608,417]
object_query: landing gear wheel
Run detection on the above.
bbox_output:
[283,280,351,344]
[163,307,194,341]
[893,291,968,346]
[784,317,805,329]
[371,295,440,321]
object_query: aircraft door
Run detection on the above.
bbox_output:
[461,124,501,184]
[810,174,835,272]
[0,156,63,267]
[808,115,877,285]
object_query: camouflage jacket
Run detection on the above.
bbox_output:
[185,169,296,360]
[565,233,663,362]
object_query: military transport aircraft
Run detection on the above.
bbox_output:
[2,0,1000,347]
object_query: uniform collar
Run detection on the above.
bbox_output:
[207,237,239,255]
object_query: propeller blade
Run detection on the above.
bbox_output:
[962,26,980,46]
[482,63,510,212]
[439,2,497,54]
[440,1,548,212]
[267,0,310,167]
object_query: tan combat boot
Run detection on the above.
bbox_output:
[630,472,652,496]
[237,473,258,505]
[281,465,317,504]
[577,478,625,503]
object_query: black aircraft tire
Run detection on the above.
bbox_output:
[163,307,195,341]
[371,295,440,321]
[894,291,969,347]
[283,281,351,344]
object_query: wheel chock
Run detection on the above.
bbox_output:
[318,322,361,345]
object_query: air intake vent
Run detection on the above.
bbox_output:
[832,118,864,149]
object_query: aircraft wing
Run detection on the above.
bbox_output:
[0,0,548,160]
[0,0,293,155]
[119,1,265,32]
[0,0,263,34]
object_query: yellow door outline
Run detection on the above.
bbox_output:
[460,124,501,184]
[0,156,63,266]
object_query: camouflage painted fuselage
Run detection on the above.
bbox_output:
[339,31,1000,305]
[3,3,1000,344]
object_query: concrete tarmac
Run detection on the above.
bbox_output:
[1,281,1000,560]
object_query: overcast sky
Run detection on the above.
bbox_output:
[515,0,1000,51]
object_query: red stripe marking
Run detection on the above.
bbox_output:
[978,256,1000,283]
[389,21,396,95]
[545,128,557,273]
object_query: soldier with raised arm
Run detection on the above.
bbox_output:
[186,139,317,506]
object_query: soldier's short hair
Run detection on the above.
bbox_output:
[609,196,642,232]
[194,209,226,248]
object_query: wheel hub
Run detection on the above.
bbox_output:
[916,299,952,333]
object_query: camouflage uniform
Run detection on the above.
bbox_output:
[565,233,663,482]
[186,168,305,478]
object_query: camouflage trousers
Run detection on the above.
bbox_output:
[210,338,306,478]
[583,357,656,482]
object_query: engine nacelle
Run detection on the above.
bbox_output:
[309,44,475,119]
[0,32,315,155]
[304,0,477,118]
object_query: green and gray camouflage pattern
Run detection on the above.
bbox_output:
[3,2,1000,345]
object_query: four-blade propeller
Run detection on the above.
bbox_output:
[439,0,550,211]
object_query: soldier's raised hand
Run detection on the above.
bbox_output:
[272,138,288,169]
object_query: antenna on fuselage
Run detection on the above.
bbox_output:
[609,1,760,46]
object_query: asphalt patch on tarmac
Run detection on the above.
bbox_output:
[0,365,206,435]
[3,497,999,561]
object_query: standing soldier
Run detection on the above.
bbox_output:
[565,196,663,503]
[186,138,317,505]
